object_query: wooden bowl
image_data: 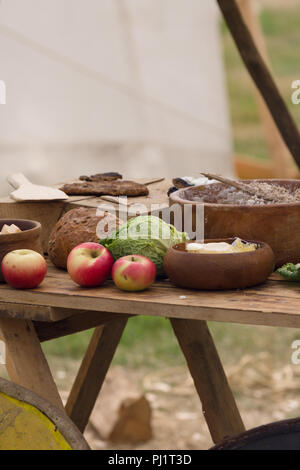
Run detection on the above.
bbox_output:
[163,238,275,290]
[0,219,43,282]
[169,179,300,267]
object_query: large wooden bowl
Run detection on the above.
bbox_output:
[164,239,275,290]
[0,219,43,282]
[169,179,300,267]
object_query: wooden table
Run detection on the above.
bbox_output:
[0,261,299,445]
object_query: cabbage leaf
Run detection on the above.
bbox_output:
[100,216,188,276]
[277,263,300,282]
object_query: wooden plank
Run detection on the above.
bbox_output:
[100,177,169,207]
[0,262,300,327]
[0,318,64,410]
[1,263,300,327]
[0,302,123,323]
[217,0,300,168]
[4,295,300,328]
[171,318,245,443]
[65,316,129,432]
[0,302,52,321]
[35,311,132,342]
[66,178,171,220]
[269,272,292,282]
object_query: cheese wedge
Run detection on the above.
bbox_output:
[1,224,22,234]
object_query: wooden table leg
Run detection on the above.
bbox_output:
[0,318,64,410]
[65,316,128,432]
[170,318,245,444]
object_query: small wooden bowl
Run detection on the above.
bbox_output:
[164,238,275,290]
[0,219,43,282]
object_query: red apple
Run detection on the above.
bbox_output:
[1,249,47,289]
[67,242,114,287]
[112,255,156,291]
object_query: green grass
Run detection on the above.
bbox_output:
[43,4,300,370]
[43,314,300,371]
[43,329,93,359]
[221,4,300,161]
[43,316,185,368]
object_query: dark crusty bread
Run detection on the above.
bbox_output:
[48,207,122,269]
[60,180,149,197]
[79,172,122,182]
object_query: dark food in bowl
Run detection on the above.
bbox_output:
[182,180,300,205]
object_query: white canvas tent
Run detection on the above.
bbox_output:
[0,0,233,195]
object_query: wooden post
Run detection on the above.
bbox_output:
[65,317,128,432]
[0,318,64,410]
[171,318,245,443]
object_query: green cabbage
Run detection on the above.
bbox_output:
[100,215,188,276]
[277,263,300,282]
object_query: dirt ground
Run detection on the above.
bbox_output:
[48,352,300,450]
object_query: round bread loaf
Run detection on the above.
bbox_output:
[48,207,122,269]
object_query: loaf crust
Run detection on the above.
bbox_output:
[48,207,122,269]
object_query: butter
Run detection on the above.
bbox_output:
[186,242,234,254]
[186,238,256,254]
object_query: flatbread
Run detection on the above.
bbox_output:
[60,180,149,197]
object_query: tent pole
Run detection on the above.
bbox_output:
[217,0,300,170]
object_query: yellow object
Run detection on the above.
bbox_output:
[0,392,72,450]
[186,238,256,254]
[231,238,256,253]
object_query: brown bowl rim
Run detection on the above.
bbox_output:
[0,219,41,242]
[169,179,300,209]
[171,238,271,257]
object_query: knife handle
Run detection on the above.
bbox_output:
[7,173,31,189]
